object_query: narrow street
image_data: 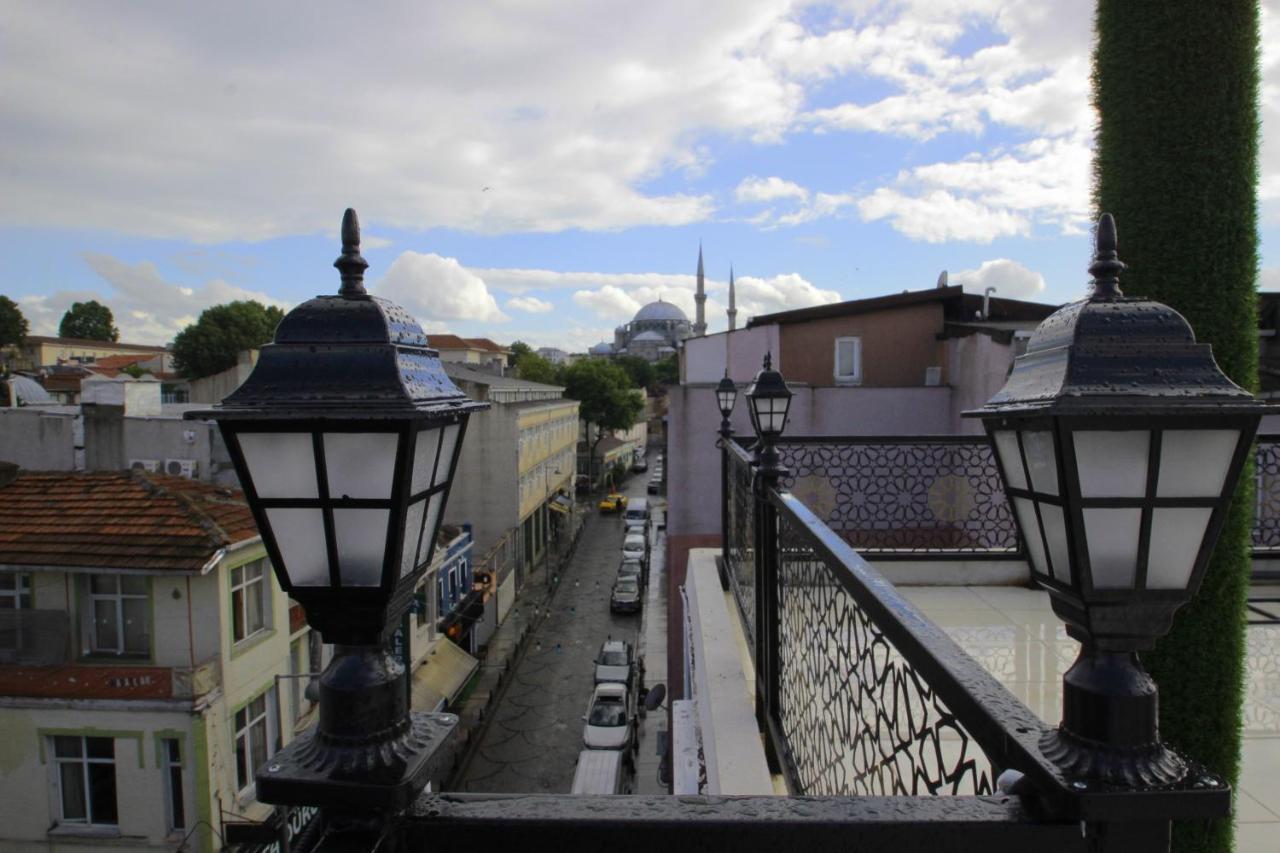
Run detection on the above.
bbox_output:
[453,468,664,794]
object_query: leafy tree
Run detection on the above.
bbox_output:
[517,351,562,385]
[562,359,643,489]
[508,340,534,372]
[172,301,286,379]
[614,355,655,390]
[653,354,679,386]
[58,300,118,341]
[1093,4,1258,851]
[0,296,28,349]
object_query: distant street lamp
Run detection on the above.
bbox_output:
[190,209,487,814]
[969,213,1264,785]
[715,370,738,589]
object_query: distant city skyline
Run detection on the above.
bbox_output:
[1,1,1277,354]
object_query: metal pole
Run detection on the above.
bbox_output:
[717,420,732,591]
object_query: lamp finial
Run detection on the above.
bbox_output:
[335,207,369,298]
[1088,213,1125,301]
[763,352,772,371]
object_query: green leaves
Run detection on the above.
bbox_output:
[58,300,118,342]
[563,358,643,434]
[0,296,28,349]
[172,300,285,379]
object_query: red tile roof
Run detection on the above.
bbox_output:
[91,354,149,370]
[426,333,474,350]
[463,337,510,354]
[0,471,259,573]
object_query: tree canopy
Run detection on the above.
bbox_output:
[562,358,644,486]
[0,296,29,349]
[172,301,286,379]
[614,355,655,390]
[516,351,562,385]
[653,354,678,386]
[508,340,534,372]
[58,300,118,342]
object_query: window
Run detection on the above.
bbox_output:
[51,735,117,827]
[0,573,32,609]
[834,336,862,384]
[234,689,277,793]
[162,738,185,832]
[87,575,149,657]
[231,560,269,644]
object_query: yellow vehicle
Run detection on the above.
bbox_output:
[597,492,629,514]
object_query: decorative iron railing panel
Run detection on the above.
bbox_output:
[725,441,756,648]
[775,437,1019,558]
[774,496,995,796]
[1254,435,1280,556]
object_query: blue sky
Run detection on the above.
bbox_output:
[2,1,1278,354]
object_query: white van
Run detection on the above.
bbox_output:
[570,749,630,794]
[623,498,649,525]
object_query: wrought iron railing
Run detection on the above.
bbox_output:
[774,437,1020,558]
[1254,435,1280,558]
[774,495,994,795]
[724,439,757,646]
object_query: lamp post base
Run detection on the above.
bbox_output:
[1040,726,1186,788]
[256,711,458,811]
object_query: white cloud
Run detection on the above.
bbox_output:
[951,258,1046,300]
[474,266,698,296]
[572,285,643,320]
[506,295,554,314]
[857,189,1029,243]
[735,175,809,204]
[376,252,508,323]
[17,254,291,344]
[729,273,842,321]
[1262,267,1280,292]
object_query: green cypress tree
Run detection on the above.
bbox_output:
[1092,3,1260,852]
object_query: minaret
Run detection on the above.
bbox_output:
[693,244,707,336]
[727,265,737,331]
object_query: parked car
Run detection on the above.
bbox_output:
[598,492,628,513]
[594,638,635,686]
[621,533,647,564]
[617,558,644,584]
[571,749,630,794]
[583,682,636,751]
[632,459,648,473]
[624,521,647,544]
[623,499,649,525]
[647,476,662,495]
[610,576,642,613]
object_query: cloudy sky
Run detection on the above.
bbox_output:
[2,1,1278,354]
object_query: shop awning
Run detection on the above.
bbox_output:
[549,494,573,514]
[411,637,479,712]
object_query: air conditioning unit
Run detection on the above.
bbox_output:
[129,459,159,473]
[165,459,197,478]
[924,366,942,387]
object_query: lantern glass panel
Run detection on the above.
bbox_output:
[324,433,399,500]
[333,508,390,586]
[265,508,329,586]
[1156,430,1240,498]
[411,427,442,495]
[1038,502,1071,582]
[717,388,736,415]
[238,433,318,499]
[992,431,1026,490]
[1012,498,1049,578]
[753,396,790,435]
[400,498,427,578]
[1083,507,1142,588]
[434,424,461,488]
[1146,508,1213,590]
[1072,431,1149,498]
[1022,431,1059,496]
[415,493,445,568]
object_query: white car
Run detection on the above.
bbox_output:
[594,639,635,686]
[583,682,635,751]
[621,533,646,563]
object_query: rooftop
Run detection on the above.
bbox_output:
[23,336,169,353]
[0,470,258,573]
[444,362,564,393]
[747,285,1058,328]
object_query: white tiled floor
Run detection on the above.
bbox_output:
[901,585,1280,851]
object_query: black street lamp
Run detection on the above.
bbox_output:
[745,353,792,479]
[189,209,487,813]
[968,213,1264,786]
[716,369,738,436]
[715,370,738,590]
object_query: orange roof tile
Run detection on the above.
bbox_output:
[462,337,510,353]
[426,333,473,350]
[0,471,259,573]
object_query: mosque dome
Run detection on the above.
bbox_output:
[589,341,615,356]
[633,299,688,324]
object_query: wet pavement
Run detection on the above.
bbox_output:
[453,470,665,794]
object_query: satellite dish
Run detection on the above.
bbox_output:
[643,683,666,712]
